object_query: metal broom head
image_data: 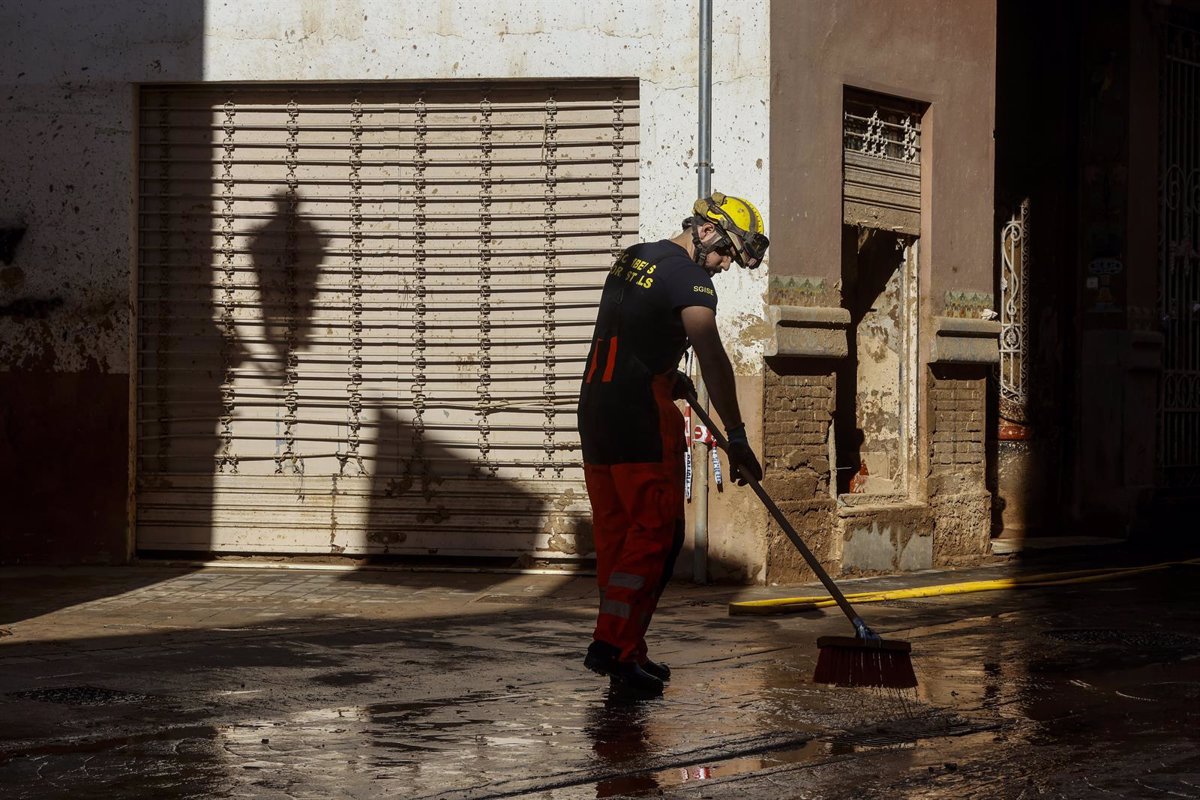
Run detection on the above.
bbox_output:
[812,635,917,689]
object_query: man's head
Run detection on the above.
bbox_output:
[683,192,769,273]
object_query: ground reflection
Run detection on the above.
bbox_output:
[5,565,1199,798]
[585,690,661,797]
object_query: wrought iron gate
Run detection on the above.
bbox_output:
[1159,21,1200,488]
[999,199,1030,434]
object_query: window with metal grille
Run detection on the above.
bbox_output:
[843,89,924,236]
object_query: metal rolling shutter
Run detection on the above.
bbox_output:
[137,82,639,557]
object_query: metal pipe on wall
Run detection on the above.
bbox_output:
[693,0,713,584]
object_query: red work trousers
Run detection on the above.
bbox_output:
[584,376,686,664]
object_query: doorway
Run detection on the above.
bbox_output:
[835,227,918,500]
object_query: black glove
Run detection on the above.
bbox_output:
[671,370,697,402]
[725,424,763,486]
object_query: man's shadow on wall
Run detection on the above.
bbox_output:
[6,190,584,629]
[229,191,573,579]
[141,191,327,552]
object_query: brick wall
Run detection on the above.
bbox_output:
[761,364,838,581]
[929,366,987,481]
[757,362,993,578]
[927,364,991,563]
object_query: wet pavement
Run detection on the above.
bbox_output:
[2,550,1199,799]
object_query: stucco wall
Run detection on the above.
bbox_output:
[1,0,769,564]
[764,0,997,579]
[769,0,997,305]
[1,2,207,562]
[197,1,771,369]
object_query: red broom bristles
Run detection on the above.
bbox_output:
[813,636,917,689]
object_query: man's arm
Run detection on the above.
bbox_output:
[681,304,763,482]
[680,305,741,429]
[681,305,764,484]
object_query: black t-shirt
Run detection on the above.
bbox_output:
[577,240,718,463]
[590,240,717,373]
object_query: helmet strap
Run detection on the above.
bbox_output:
[691,217,705,267]
[690,216,712,267]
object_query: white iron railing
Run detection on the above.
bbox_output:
[999,200,1029,426]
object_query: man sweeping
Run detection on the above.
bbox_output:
[578,192,769,697]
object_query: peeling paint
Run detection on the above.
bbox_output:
[329,475,346,554]
[6,0,770,568]
[416,506,451,526]
[853,248,903,493]
[836,228,912,497]
[841,519,932,573]
[6,0,768,379]
[726,312,771,372]
[545,488,592,555]
[546,528,580,555]
[837,504,934,575]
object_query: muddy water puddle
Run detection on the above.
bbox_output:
[588,719,1003,798]
[4,567,1199,798]
[592,738,830,798]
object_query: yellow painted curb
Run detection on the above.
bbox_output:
[728,558,1200,615]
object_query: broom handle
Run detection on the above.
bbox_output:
[686,393,876,640]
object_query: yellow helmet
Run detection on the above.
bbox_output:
[690,192,769,269]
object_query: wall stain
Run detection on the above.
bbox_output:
[0,227,26,265]
[0,296,63,319]
[0,266,26,290]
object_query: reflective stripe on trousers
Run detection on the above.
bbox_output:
[584,373,686,663]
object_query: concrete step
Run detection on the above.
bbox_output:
[990,535,1124,556]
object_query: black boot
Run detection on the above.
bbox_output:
[609,661,664,698]
[641,658,671,682]
[585,641,664,698]
[584,640,622,676]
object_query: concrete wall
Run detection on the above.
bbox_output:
[1,0,770,565]
[1074,0,1165,534]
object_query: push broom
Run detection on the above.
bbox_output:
[685,391,917,690]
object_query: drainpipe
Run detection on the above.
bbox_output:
[693,0,713,584]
